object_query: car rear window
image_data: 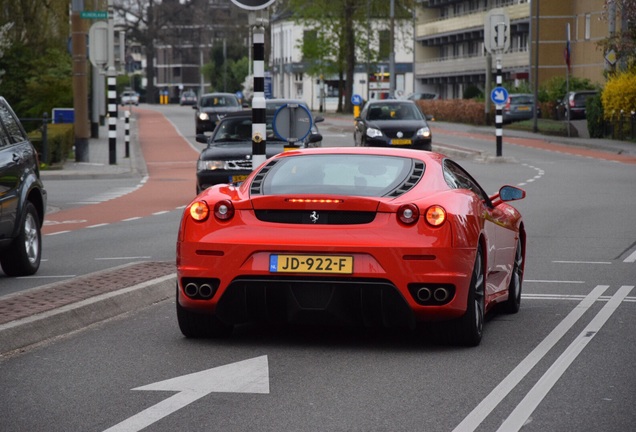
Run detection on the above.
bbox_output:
[261,154,418,197]
[511,96,533,104]
[201,96,239,107]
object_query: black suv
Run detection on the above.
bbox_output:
[0,97,47,276]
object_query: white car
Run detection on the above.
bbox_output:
[120,90,140,106]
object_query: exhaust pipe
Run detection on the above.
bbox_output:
[184,283,199,298]
[198,284,214,299]
[433,287,449,303]
[417,287,432,302]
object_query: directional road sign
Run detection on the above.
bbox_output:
[490,87,509,106]
[351,94,363,106]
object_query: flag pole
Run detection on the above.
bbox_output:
[565,23,571,138]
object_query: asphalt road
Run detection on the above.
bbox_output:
[1,105,634,432]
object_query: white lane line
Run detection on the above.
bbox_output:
[45,231,71,236]
[624,250,636,263]
[95,257,152,261]
[17,275,76,280]
[523,294,636,303]
[122,217,142,222]
[496,285,634,432]
[152,211,169,216]
[452,285,609,432]
[87,223,109,229]
[525,280,585,284]
[553,260,612,265]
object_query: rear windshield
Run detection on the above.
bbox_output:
[201,95,239,108]
[261,154,418,197]
[511,96,533,104]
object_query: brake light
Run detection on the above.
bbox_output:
[425,205,446,227]
[190,201,209,222]
[214,200,235,220]
[286,198,344,204]
[398,204,419,225]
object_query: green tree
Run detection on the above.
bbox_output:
[286,0,414,113]
[598,0,636,72]
[0,0,71,118]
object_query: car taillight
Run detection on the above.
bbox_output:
[569,100,575,107]
[190,201,209,222]
[214,200,235,221]
[397,204,419,225]
[425,205,446,227]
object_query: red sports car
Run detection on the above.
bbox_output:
[176,148,526,346]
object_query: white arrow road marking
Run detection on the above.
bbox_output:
[104,355,269,432]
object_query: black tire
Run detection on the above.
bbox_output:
[450,244,485,347]
[503,240,524,314]
[1,202,41,276]
[176,284,232,338]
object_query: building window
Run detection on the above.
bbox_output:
[585,14,591,40]
[379,30,390,61]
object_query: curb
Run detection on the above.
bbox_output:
[0,274,175,356]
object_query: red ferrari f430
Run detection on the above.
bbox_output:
[176,148,526,346]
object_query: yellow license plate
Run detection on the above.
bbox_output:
[269,254,353,274]
[230,174,249,183]
[518,106,530,111]
[391,139,412,145]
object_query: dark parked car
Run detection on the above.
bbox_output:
[194,93,243,134]
[503,94,538,123]
[557,90,598,120]
[180,90,197,106]
[354,100,432,150]
[195,110,322,194]
[0,97,47,276]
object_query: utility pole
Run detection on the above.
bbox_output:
[72,0,90,162]
[388,0,396,97]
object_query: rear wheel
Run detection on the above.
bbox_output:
[1,202,41,276]
[503,240,523,314]
[176,284,233,338]
[450,244,485,347]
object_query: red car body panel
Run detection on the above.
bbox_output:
[176,148,525,330]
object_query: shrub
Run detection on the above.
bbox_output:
[601,70,636,119]
[28,123,74,166]
[586,94,605,138]
[416,99,486,125]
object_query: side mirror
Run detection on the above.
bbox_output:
[499,185,525,202]
[192,105,198,110]
[308,133,323,144]
[195,134,209,144]
[314,115,325,123]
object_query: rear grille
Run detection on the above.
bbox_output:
[255,210,375,224]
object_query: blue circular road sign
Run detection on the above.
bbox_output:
[351,94,363,106]
[490,87,509,105]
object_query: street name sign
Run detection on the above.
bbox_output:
[81,10,108,19]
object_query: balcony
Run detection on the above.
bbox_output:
[415,49,530,79]
[416,3,530,41]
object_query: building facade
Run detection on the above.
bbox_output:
[414,0,612,99]
[270,11,414,111]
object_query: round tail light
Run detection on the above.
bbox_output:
[189,201,209,222]
[397,204,419,225]
[425,205,446,227]
[214,200,235,221]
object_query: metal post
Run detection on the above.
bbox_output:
[388,0,396,97]
[252,24,266,169]
[108,2,117,164]
[495,55,503,157]
[41,112,49,165]
[125,109,130,158]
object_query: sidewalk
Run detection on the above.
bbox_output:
[40,107,147,181]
